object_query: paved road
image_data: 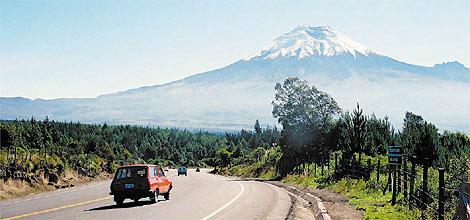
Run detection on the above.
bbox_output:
[0,169,291,220]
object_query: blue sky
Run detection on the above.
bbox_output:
[1,0,469,99]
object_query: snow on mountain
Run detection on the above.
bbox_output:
[248,25,372,60]
[1,25,469,133]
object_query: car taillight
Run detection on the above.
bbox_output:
[147,167,151,190]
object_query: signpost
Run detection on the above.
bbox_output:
[388,146,402,165]
[388,146,402,205]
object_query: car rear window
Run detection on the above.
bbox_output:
[115,167,147,179]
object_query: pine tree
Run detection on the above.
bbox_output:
[254,119,262,134]
[352,103,367,162]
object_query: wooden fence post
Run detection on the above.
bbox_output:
[438,168,444,220]
[388,166,392,192]
[377,159,380,186]
[392,165,397,205]
[335,153,338,172]
[397,162,401,193]
[409,158,416,209]
[314,163,316,176]
[403,157,408,201]
[327,157,330,174]
[422,159,429,207]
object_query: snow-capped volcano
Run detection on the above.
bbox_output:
[249,25,372,60]
[1,25,469,133]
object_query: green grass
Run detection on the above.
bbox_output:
[218,164,279,180]
[282,174,420,220]
[329,178,420,220]
[222,150,459,219]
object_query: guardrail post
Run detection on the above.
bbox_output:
[438,168,444,220]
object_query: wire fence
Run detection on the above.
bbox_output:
[332,155,466,220]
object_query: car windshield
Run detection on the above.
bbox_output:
[115,167,147,180]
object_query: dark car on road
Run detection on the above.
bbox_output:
[178,166,187,176]
[110,164,172,206]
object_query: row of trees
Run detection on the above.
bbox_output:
[0,118,231,174]
[0,117,282,176]
[214,120,281,168]
[271,77,469,180]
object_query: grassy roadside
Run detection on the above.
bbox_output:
[215,164,278,180]
[0,169,111,201]
[218,161,421,219]
[283,175,420,219]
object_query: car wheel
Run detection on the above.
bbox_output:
[114,197,124,206]
[163,192,170,200]
[185,173,187,176]
[150,190,158,203]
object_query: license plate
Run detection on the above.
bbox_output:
[124,183,134,189]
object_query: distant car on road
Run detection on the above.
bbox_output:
[110,164,172,206]
[178,166,187,176]
[196,168,200,172]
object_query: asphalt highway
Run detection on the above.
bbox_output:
[0,169,291,220]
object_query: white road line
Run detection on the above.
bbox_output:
[201,181,245,220]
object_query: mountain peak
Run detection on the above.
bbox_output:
[433,61,469,71]
[247,25,372,60]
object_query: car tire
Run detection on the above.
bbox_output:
[115,197,124,206]
[163,192,170,200]
[185,173,187,176]
[150,190,158,203]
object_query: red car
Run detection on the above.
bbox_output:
[110,164,172,205]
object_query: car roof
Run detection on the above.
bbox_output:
[117,164,158,168]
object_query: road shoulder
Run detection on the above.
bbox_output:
[268,181,364,220]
